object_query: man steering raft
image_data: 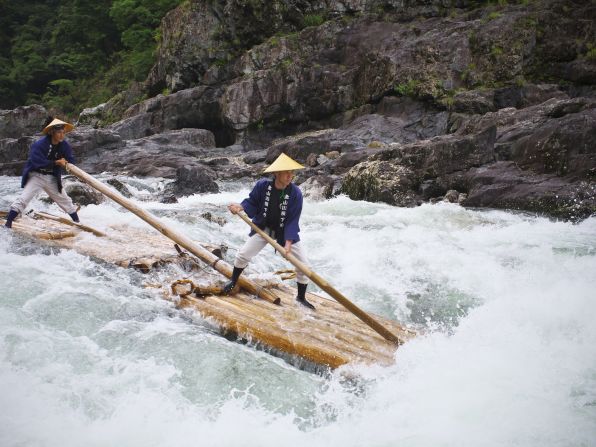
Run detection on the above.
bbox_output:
[4,117,79,228]
[225,153,315,310]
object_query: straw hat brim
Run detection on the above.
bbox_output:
[263,153,305,173]
[42,118,75,135]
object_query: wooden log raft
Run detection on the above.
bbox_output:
[1,205,416,370]
[171,279,415,369]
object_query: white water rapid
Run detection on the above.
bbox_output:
[1,174,595,447]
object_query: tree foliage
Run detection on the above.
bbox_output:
[0,0,182,118]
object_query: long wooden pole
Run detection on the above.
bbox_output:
[33,211,106,237]
[235,212,403,345]
[65,163,280,305]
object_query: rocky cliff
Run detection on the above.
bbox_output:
[1,0,595,219]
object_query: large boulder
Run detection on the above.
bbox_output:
[342,126,497,205]
[461,162,596,220]
[342,160,420,206]
[0,105,47,139]
[78,128,221,178]
[0,137,35,174]
[451,96,596,179]
[67,127,125,161]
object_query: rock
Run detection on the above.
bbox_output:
[332,149,380,173]
[420,180,446,200]
[172,164,219,196]
[461,162,596,220]
[77,103,107,127]
[375,126,497,178]
[443,190,460,203]
[494,84,567,110]
[77,82,146,127]
[0,105,47,139]
[316,154,329,165]
[243,149,267,164]
[306,152,319,167]
[160,194,178,204]
[452,90,496,115]
[0,137,34,172]
[67,127,125,161]
[63,180,104,206]
[106,178,133,198]
[509,105,596,178]
[299,174,340,200]
[78,128,219,177]
[342,160,420,207]
[2,0,591,222]
[110,87,231,145]
[200,212,227,226]
[204,157,230,167]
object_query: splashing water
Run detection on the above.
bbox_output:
[1,175,595,447]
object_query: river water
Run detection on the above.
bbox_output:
[1,174,595,447]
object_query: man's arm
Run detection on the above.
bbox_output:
[239,179,267,218]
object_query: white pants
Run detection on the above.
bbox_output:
[234,232,310,284]
[10,172,77,215]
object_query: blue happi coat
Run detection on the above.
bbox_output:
[21,135,75,193]
[241,178,303,246]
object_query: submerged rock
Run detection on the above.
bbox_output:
[63,180,104,206]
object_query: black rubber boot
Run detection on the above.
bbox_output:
[296,283,315,310]
[69,212,80,223]
[4,209,18,228]
[223,267,244,294]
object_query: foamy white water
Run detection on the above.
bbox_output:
[1,175,595,447]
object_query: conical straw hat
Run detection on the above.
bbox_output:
[263,153,305,173]
[42,118,75,135]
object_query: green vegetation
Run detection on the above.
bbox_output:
[393,79,421,97]
[302,14,325,28]
[485,11,503,21]
[491,45,504,57]
[0,0,183,117]
[586,43,596,60]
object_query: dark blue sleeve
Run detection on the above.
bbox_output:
[283,186,303,243]
[61,141,75,164]
[241,179,267,218]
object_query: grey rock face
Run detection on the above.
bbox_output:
[0,105,47,139]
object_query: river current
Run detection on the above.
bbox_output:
[1,174,595,447]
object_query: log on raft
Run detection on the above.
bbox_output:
[1,212,416,370]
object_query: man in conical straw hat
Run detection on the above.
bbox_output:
[4,117,80,228]
[225,152,315,309]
